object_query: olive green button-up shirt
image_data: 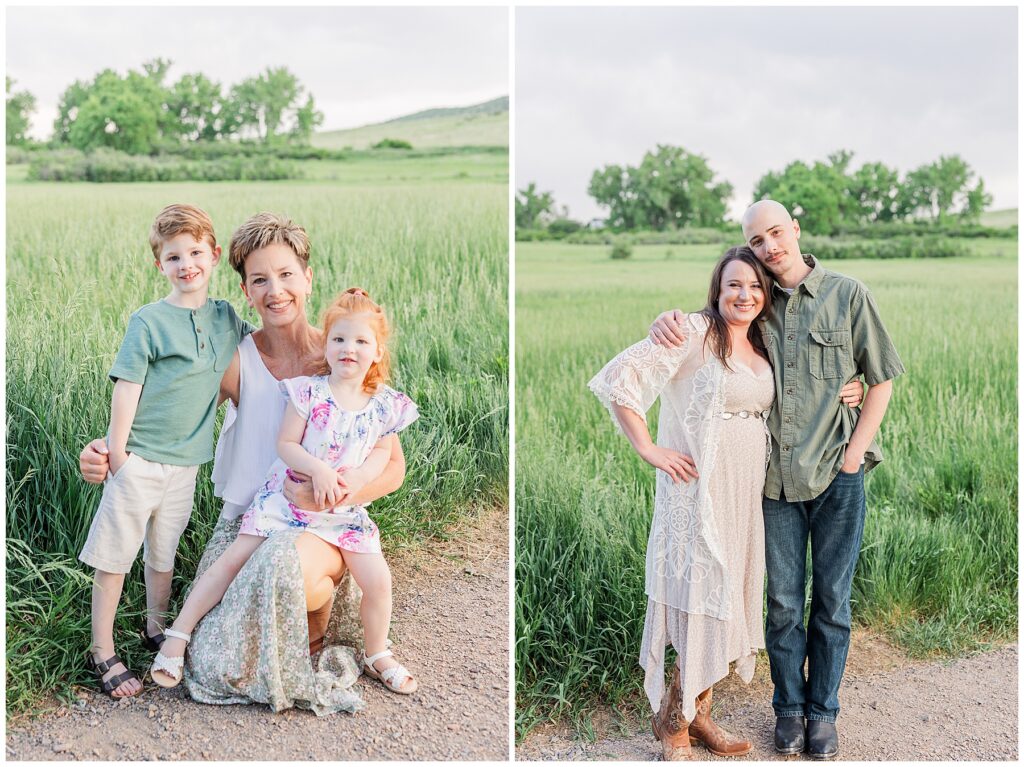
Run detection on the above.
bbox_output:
[759,255,905,502]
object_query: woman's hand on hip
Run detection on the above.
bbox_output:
[79,438,110,484]
[639,445,699,483]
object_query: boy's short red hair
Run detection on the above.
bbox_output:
[149,204,217,259]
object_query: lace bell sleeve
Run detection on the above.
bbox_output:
[588,332,692,433]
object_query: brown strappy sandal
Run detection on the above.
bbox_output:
[85,652,142,698]
[140,624,165,652]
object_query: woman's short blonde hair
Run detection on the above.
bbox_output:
[228,212,311,279]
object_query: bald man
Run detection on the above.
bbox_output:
[650,200,904,759]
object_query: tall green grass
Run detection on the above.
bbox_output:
[6,169,508,717]
[515,240,1017,738]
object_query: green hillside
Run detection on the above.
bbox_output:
[313,97,508,150]
[980,208,1018,228]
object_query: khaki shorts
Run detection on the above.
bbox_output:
[78,453,200,574]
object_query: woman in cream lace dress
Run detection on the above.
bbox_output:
[589,247,774,760]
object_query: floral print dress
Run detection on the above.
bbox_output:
[239,376,418,553]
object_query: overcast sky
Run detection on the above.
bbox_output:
[6,6,508,139]
[516,7,1018,221]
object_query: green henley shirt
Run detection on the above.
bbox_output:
[108,298,255,466]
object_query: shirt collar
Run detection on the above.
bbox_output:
[773,254,824,298]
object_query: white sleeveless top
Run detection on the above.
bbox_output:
[211,334,288,517]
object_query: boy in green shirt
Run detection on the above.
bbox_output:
[78,204,252,698]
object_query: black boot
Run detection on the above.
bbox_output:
[773,716,805,754]
[807,720,839,760]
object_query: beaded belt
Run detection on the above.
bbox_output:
[719,409,770,420]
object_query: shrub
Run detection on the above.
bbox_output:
[547,218,583,238]
[26,148,90,181]
[515,228,552,242]
[26,147,300,182]
[567,227,734,246]
[610,241,633,260]
[6,146,35,165]
[373,138,413,150]
[802,236,970,260]
[161,141,339,162]
[835,221,1017,239]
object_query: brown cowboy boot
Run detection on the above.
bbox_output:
[689,685,753,757]
[651,666,696,761]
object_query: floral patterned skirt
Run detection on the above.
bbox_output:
[182,513,366,716]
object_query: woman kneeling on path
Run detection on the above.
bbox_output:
[81,212,408,714]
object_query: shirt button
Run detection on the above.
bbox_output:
[786,388,793,395]
[783,446,790,452]
[787,334,794,340]
[785,417,792,423]
[192,310,197,315]
[200,342,205,349]
[786,362,794,368]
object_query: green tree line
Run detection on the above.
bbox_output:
[518,145,994,236]
[754,149,991,232]
[6,77,36,146]
[7,59,323,154]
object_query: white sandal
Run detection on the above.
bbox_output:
[363,649,417,695]
[149,628,191,688]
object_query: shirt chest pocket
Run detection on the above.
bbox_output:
[808,329,850,380]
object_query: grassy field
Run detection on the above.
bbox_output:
[313,108,508,150]
[6,155,508,717]
[515,239,1017,737]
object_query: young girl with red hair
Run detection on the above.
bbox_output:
[151,288,420,695]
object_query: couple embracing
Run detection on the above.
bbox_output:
[589,199,904,760]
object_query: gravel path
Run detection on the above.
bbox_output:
[518,635,1017,762]
[6,507,509,762]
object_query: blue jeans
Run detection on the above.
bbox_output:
[762,467,866,723]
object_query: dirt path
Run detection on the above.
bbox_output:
[517,633,1017,762]
[6,507,509,762]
